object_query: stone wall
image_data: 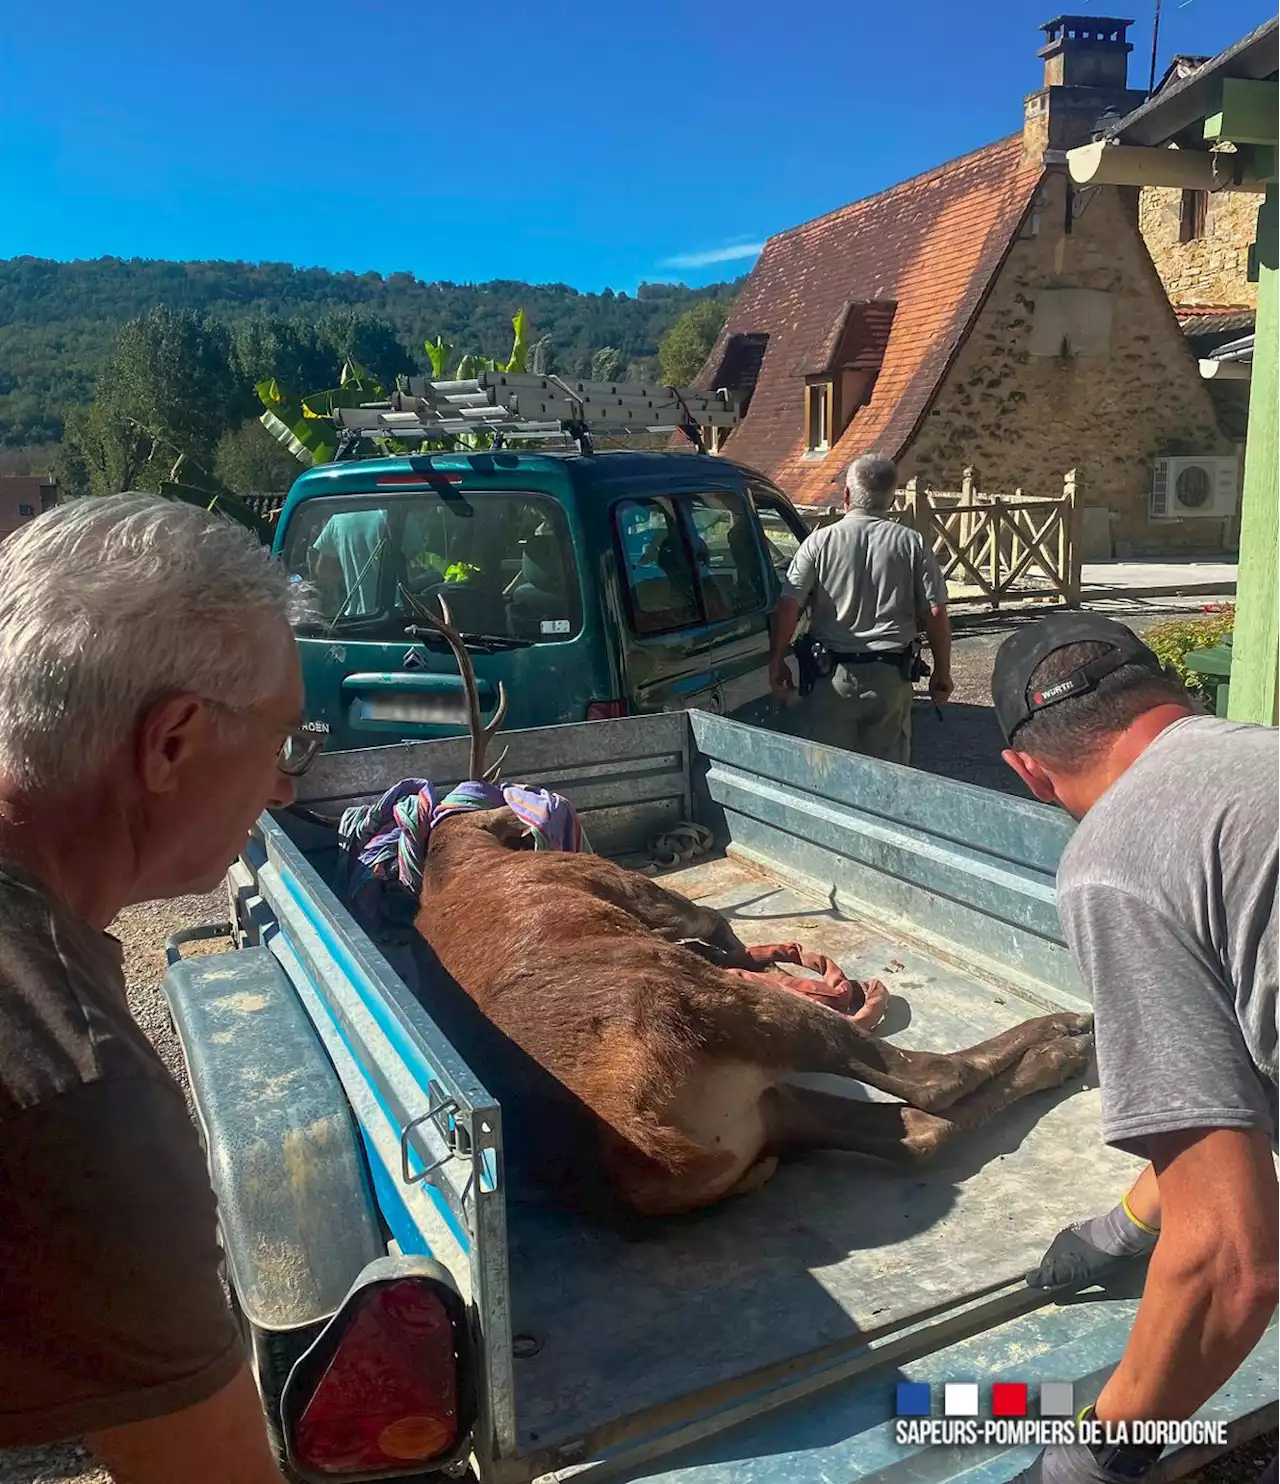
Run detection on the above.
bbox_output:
[900,173,1238,558]
[1138,186,1258,308]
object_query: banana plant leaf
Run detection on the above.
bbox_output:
[504,308,529,373]
[159,480,277,545]
[424,337,453,378]
[256,378,333,466]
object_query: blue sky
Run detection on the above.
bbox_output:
[0,0,1268,293]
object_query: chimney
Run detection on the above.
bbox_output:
[1022,15,1148,165]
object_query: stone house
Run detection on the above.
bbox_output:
[699,16,1241,558]
[0,474,58,543]
[1138,54,1259,312]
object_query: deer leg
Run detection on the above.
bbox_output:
[764,1027,1094,1162]
[589,869,756,967]
[704,974,1092,1114]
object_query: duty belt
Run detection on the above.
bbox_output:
[827,649,910,665]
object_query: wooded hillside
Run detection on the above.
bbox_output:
[0,256,741,448]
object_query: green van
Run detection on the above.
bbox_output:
[274,448,811,752]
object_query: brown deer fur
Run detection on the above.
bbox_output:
[407,597,1093,1218]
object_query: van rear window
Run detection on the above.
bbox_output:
[281,491,582,643]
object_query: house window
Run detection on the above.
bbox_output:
[18,504,34,518]
[805,381,832,452]
[1179,189,1208,244]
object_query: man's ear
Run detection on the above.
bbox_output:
[136,694,205,794]
[1001,747,1058,805]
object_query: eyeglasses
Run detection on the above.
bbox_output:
[202,699,325,777]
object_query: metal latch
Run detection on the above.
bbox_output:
[399,1081,464,1185]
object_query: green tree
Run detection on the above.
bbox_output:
[213,418,308,494]
[60,308,248,496]
[231,316,335,393]
[658,299,729,387]
[591,346,628,382]
[314,309,416,387]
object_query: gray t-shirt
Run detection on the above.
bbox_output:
[783,510,947,652]
[1057,715,1278,1155]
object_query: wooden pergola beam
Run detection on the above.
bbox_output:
[1199,358,1253,380]
[1068,140,1214,187]
[1065,139,1269,191]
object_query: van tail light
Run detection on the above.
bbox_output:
[586,699,628,721]
[281,1259,473,1479]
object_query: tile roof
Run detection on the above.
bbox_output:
[1176,306,1257,342]
[710,134,1043,504]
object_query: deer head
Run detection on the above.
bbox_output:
[399,586,509,783]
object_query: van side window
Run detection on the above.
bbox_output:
[754,503,803,579]
[613,499,701,635]
[680,492,767,620]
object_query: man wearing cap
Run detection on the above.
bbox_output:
[990,613,1277,1484]
[768,452,953,763]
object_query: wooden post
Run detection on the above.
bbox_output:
[903,476,923,536]
[1062,467,1084,607]
[990,498,1004,609]
[1227,185,1279,726]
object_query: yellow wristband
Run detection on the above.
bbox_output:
[1121,1193,1160,1238]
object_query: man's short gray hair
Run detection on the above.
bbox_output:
[0,494,311,793]
[846,453,898,511]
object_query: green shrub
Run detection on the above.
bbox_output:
[1144,604,1235,696]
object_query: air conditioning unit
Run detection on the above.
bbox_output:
[1150,455,1239,520]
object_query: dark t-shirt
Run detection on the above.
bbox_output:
[0,862,243,1446]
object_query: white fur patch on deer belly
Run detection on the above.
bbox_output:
[663,1061,770,1163]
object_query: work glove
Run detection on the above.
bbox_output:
[1026,1199,1159,1289]
[1007,1441,1162,1484]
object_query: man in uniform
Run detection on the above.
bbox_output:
[989,613,1277,1484]
[768,453,952,762]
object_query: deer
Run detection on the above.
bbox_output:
[406,594,1094,1220]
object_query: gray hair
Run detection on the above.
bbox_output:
[846,453,898,511]
[0,494,311,793]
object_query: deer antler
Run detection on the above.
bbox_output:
[400,585,509,782]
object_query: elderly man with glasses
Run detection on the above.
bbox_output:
[0,495,321,1482]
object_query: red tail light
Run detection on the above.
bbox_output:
[586,699,628,721]
[290,1279,462,1475]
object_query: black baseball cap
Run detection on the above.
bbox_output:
[991,613,1165,745]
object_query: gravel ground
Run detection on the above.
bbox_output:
[5,593,1270,1484]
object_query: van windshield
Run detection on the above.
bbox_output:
[281,490,582,643]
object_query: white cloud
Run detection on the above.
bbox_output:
[660,241,765,269]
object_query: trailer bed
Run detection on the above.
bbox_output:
[258,712,1271,1478]
[468,850,1136,1450]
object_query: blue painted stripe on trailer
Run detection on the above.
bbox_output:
[270,915,471,1257]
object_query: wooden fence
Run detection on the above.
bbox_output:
[800,468,1084,610]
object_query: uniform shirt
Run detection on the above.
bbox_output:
[0,863,243,1446]
[783,510,947,652]
[1057,715,1278,1155]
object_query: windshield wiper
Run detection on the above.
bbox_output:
[404,625,532,652]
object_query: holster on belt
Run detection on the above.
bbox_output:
[793,634,833,696]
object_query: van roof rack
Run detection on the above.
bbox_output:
[329,370,739,457]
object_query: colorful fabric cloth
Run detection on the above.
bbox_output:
[336,775,587,935]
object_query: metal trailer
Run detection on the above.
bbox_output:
[162,712,1278,1484]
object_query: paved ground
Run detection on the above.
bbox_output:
[4,589,1269,1484]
